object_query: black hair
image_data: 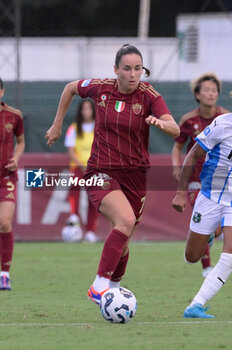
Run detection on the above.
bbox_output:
[191,72,222,103]
[75,98,95,137]
[115,44,150,77]
[0,78,3,90]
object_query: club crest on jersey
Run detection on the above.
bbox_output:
[132,103,142,115]
[5,123,13,133]
[115,101,125,113]
[192,211,202,223]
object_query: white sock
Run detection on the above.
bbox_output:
[109,280,120,288]
[1,271,10,278]
[92,275,110,293]
[191,253,232,306]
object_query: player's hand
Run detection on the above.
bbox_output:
[45,123,62,147]
[172,193,186,213]
[145,115,164,129]
[5,157,17,171]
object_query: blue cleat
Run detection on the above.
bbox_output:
[183,303,215,318]
[0,275,11,291]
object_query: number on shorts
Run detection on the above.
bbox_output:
[7,181,15,191]
[137,196,146,222]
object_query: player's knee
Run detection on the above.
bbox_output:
[0,218,12,232]
[184,251,199,264]
[118,214,136,234]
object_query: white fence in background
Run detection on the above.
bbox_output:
[1,13,232,82]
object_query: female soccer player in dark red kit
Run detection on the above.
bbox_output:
[46,44,180,304]
[0,78,25,290]
[172,73,229,278]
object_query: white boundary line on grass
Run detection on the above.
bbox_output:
[0,321,232,327]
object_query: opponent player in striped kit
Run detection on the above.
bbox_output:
[173,113,232,318]
[46,44,180,304]
[0,78,25,290]
[172,73,229,277]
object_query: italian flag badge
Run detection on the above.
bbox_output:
[115,101,125,112]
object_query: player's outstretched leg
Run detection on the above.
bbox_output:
[184,251,232,318]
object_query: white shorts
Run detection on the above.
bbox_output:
[190,192,232,235]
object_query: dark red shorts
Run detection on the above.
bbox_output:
[84,168,147,222]
[0,176,17,203]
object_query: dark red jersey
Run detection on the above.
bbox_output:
[0,102,24,179]
[175,106,229,182]
[77,79,171,169]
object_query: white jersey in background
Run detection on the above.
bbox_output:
[195,113,232,207]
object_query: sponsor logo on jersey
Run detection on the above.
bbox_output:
[5,192,15,200]
[81,79,91,87]
[203,127,211,136]
[5,123,13,133]
[98,101,105,107]
[132,103,142,115]
[115,101,125,113]
[26,168,45,188]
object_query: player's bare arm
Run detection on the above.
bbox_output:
[172,143,206,213]
[145,114,180,137]
[172,142,185,181]
[46,80,79,146]
[5,133,25,171]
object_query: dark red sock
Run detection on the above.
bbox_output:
[111,250,129,282]
[97,229,128,279]
[1,232,14,272]
[201,244,211,269]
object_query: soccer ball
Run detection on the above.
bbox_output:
[61,224,83,242]
[100,287,137,324]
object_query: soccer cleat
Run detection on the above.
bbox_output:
[183,303,215,318]
[87,285,109,305]
[85,231,98,243]
[0,275,11,291]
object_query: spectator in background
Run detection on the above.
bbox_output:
[0,78,25,290]
[63,98,98,243]
[172,72,229,278]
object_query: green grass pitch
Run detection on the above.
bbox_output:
[1,240,231,350]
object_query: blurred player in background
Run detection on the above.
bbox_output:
[63,98,98,243]
[46,44,180,305]
[172,72,229,277]
[0,78,25,290]
[172,112,232,318]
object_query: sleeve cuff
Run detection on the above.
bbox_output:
[195,137,210,152]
